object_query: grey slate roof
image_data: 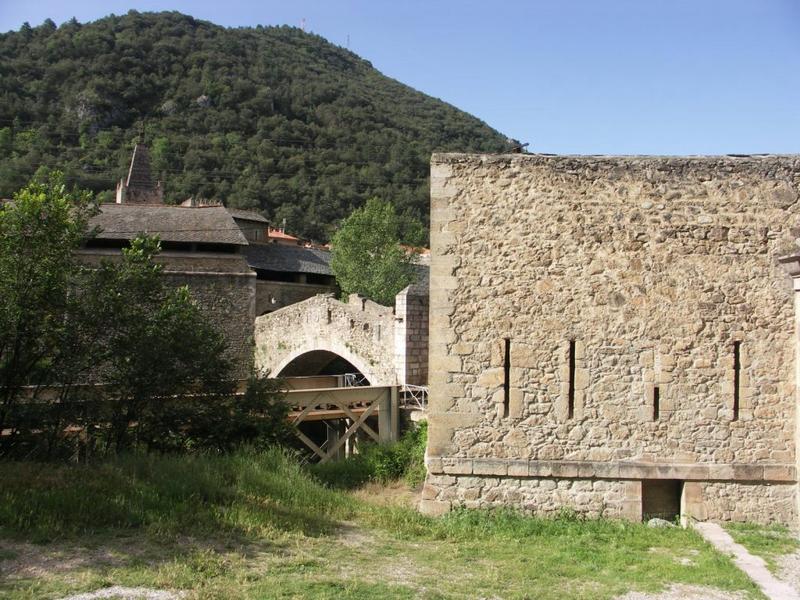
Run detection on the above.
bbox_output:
[91,204,248,245]
[243,243,332,275]
[226,208,269,223]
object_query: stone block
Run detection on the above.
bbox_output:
[478,367,505,388]
[732,465,764,481]
[452,342,474,355]
[509,387,524,419]
[550,462,579,478]
[442,458,473,475]
[432,355,462,372]
[528,461,553,477]
[763,465,796,481]
[592,462,621,479]
[507,460,529,477]
[426,456,443,473]
[707,464,735,481]
[620,500,642,522]
[427,412,481,455]
[618,463,650,479]
[421,484,440,500]
[473,459,509,476]
[574,368,590,391]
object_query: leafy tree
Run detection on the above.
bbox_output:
[56,236,288,456]
[330,198,415,306]
[76,236,236,452]
[0,175,289,458]
[0,172,94,435]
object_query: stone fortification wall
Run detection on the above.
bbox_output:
[255,294,398,385]
[423,153,800,524]
[164,270,255,379]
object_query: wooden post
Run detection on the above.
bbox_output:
[391,385,399,442]
[326,419,342,461]
[378,388,391,443]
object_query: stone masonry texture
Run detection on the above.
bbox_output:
[394,286,430,386]
[423,153,800,525]
[255,294,398,385]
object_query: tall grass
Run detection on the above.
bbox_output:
[0,448,356,541]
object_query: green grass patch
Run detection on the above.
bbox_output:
[726,522,800,571]
[0,447,764,599]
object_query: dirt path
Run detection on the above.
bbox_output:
[615,584,747,600]
[775,530,800,596]
[694,522,800,600]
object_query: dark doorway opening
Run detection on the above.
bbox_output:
[642,480,683,522]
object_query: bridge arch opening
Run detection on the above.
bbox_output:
[276,350,368,382]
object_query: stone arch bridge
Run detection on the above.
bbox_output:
[254,289,428,387]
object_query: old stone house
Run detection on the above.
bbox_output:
[423,153,800,525]
[179,192,338,315]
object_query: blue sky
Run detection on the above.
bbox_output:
[1,0,798,155]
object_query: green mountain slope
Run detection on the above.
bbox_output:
[0,11,510,241]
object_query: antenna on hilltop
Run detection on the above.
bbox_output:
[346,34,350,49]
[300,18,306,31]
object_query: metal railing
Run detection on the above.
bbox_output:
[400,384,428,410]
[341,372,370,387]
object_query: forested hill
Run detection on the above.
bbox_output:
[0,11,510,242]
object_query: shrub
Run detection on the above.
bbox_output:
[310,420,427,489]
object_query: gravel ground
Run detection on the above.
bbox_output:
[57,588,184,600]
[776,531,800,595]
[0,540,126,579]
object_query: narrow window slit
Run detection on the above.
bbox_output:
[653,386,660,421]
[503,338,511,418]
[568,340,576,420]
[733,341,741,421]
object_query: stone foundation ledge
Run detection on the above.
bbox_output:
[425,456,797,482]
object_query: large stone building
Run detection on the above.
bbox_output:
[179,197,338,315]
[83,144,256,377]
[422,153,800,525]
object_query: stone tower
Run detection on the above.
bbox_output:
[115,143,164,205]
